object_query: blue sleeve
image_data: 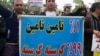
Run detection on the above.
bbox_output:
[0,4,13,19]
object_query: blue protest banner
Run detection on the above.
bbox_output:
[19,16,84,56]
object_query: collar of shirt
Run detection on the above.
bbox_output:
[45,11,56,16]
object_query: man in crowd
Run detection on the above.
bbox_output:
[40,0,59,16]
[84,2,100,56]
[62,6,72,16]
[0,0,24,56]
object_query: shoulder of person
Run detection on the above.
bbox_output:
[85,14,92,21]
[39,12,46,15]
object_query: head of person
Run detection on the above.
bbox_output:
[79,8,87,17]
[13,0,24,14]
[46,0,55,11]
[64,6,71,15]
[91,2,100,15]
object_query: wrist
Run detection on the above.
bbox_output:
[93,30,99,34]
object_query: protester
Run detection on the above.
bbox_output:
[62,6,72,16]
[84,2,100,56]
[40,0,59,16]
[0,0,24,56]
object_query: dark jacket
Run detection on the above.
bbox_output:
[84,14,100,50]
[0,5,18,43]
[61,13,73,16]
[73,7,87,17]
[39,11,46,15]
[0,16,6,38]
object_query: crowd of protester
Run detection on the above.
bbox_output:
[0,0,100,56]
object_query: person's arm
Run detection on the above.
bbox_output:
[94,30,100,38]
[84,17,93,37]
[0,4,13,19]
[84,17,100,38]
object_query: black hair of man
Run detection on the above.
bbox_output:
[64,6,71,11]
[91,2,100,12]
[46,0,55,3]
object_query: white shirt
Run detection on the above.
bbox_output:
[45,11,56,16]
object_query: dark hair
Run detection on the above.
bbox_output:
[46,0,47,2]
[64,7,71,11]
[46,0,55,3]
[91,2,100,12]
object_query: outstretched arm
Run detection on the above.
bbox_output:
[0,4,13,19]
